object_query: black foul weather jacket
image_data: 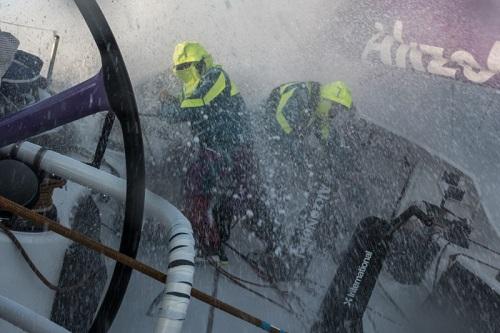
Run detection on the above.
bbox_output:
[160,66,251,155]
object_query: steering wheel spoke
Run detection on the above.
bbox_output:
[0,71,108,148]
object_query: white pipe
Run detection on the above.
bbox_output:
[0,141,195,333]
[0,294,70,333]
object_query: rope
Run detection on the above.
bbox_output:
[366,311,382,333]
[209,257,300,315]
[0,91,19,113]
[390,157,414,220]
[366,306,405,327]
[104,112,158,167]
[34,177,66,210]
[433,241,452,289]
[468,238,500,257]
[209,258,278,289]
[205,268,220,333]
[376,281,410,322]
[0,222,59,290]
[0,20,56,34]
[226,240,330,291]
[0,222,99,293]
[452,253,500,272]
[207,258,295,315]
[217,265,278,289]
[224,242,276,283]
[91,112,115,168]
[223,242,314,320]
[434,235,500,271]
[76,216,120,236]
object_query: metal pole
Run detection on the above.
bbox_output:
[0,294,70,333]
[46,33,60,86]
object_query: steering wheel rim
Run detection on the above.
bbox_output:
[74,1,146,331]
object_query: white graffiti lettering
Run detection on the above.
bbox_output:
[362,20,500,84]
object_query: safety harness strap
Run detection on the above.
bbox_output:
[204,72,226,104]
[275,87,296,134]
[181,98,204,108]
[181,71,239,108]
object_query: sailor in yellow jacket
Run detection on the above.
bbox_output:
[159,41,269,262]
[264,80,354,172]
[256,81,355,280]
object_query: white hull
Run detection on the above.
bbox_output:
[0,231,69,332]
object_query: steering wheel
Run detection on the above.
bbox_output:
[75,1,146,331]
[0,0,146,331]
